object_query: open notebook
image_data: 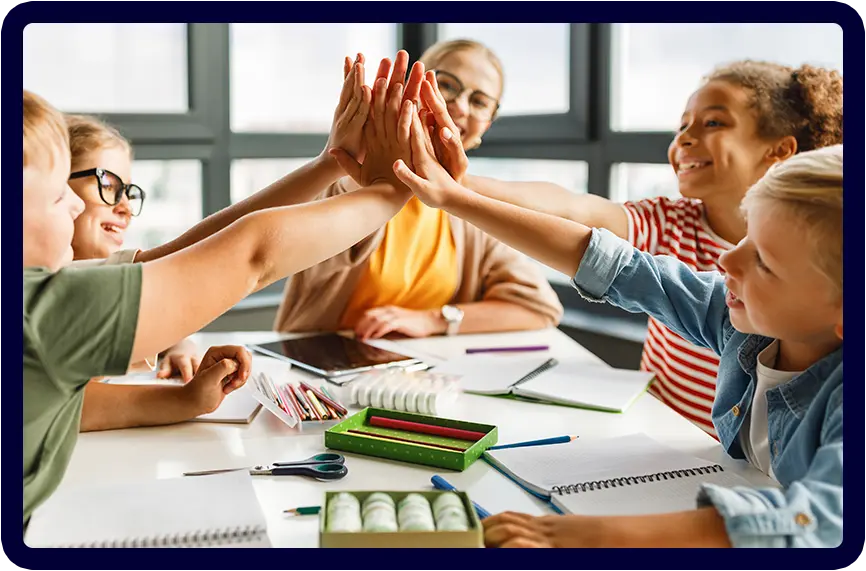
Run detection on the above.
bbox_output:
[484,433,754,516]
[433,355,654,413]
[25,471,271,548]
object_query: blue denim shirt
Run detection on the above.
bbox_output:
[572,228,842,548]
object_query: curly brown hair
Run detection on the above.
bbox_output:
[704,61,842,153]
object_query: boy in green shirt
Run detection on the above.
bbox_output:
[22,54,416,525]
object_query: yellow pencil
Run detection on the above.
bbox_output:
[306,390,329,419]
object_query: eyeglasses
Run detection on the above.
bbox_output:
[69,168,146,217]
[433,70,500,121]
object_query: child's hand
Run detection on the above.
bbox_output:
[156,339,200,382]
[392,106,471,209]
[181,345,253,415]
[483,512,604,548]
[419,71,469,184]
[331,52,425,189]
[321,54,372,167]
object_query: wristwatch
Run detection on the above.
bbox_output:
[440,305,465,336]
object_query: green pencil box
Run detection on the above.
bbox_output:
[324,407,498,471]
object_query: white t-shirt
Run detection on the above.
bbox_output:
[739,340,802,479]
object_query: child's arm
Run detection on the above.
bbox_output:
[131,183,410,363]
[80,346,251,431]
[127,86,418,364]
[393,110,728,353]
[414,72,628,237]
[482,388,843,548]
[135,55,384,264]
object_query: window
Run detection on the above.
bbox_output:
[230,24,398,133]
[122,161,203,250]
[467,158,587,285]
[609,163,680,204]
[230,158,315,203]
[23,24,188,113]
[467,158,587,195]
[438,24,570,117]
[610,23,844,131]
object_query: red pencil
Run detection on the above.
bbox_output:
[368,416,486,442]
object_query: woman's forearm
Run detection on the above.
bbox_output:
[136,155,345,263]
[427,300,551,335]
[463,175,629,239]
[80,382,199,432]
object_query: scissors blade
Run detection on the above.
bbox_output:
[183,467,249,477]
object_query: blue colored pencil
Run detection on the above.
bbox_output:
[487,435,577,451]
[431,475,491,520]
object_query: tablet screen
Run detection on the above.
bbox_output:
[252,334,417,375]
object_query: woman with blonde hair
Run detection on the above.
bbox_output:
[276,41,563,340]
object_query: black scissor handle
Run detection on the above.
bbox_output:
[271,463,348,480]
[273,453,344,467]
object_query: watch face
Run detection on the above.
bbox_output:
[442,305,463,321]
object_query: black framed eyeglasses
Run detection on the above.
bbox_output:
[433,70,501,121]
[69,168,146,217]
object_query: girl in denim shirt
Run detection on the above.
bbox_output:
[392,97,843,547]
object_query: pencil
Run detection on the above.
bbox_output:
[347,429,467,452]
[306,390,329,419]
[277,384,297,420]
[292,385,315,419]
[300,381,348,416]
[285,385,307,420]
[369,416,485,442]
[488,435,578,450]
[283,506,321,516]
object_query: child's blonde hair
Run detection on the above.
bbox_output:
[23,90,69,169]
[66,114,132,170]
[419,39,505,96]
[743,144,843,294]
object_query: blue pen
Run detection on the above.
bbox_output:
[431,475,491,520]
[487,435,578,451]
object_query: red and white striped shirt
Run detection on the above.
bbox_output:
[623,197,735,438]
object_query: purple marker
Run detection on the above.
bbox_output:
[465,345,550,354]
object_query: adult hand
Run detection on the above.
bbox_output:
[354,306,445,341]
[419,71,469,184]
[181,345,253,415]
[156,339,200,382]
[321,54,372,167]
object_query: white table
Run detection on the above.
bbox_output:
[58,328,769,548]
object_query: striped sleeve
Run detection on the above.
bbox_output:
[623,197,681,254]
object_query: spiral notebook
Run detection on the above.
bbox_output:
[433,355,654,413]
[25,471,271,548]
[484,433,752,515]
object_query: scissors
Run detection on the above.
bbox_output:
[183,453,347,481]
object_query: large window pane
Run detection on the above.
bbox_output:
[123,161,202,250]
[468,158,587,284]
[609,163,680,204]
[438,24,570,117]
[611,24,843,131]
[23,24,188,113]
[231,158,314,203]
[231,24,397,133]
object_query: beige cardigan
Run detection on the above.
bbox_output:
[274,178,564,332]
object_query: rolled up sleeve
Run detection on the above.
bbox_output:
[572,228,730,355]
[697,391,843,548]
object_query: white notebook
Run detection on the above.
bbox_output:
[433,355,654,413]
[484,433,753,516]
[25,471,271,548]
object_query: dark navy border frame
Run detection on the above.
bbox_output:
[3,2,862,568]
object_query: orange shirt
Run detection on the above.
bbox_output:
[339,197,458,328]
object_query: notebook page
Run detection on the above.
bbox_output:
[26,471,267,547]
[485,433,722,494]
[516,362,653,412]
[432,354,552,395]
[553,469,751,515]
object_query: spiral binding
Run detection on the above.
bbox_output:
[511,358,559,388]
[551,464,724,495]
[64,524,267,548]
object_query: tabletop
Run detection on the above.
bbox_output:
[58,328,769,548]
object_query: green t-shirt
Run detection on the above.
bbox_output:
[23,264,142,525]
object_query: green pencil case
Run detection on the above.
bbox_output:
[324,407,498,471]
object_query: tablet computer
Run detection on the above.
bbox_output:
[249,334,423,379]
